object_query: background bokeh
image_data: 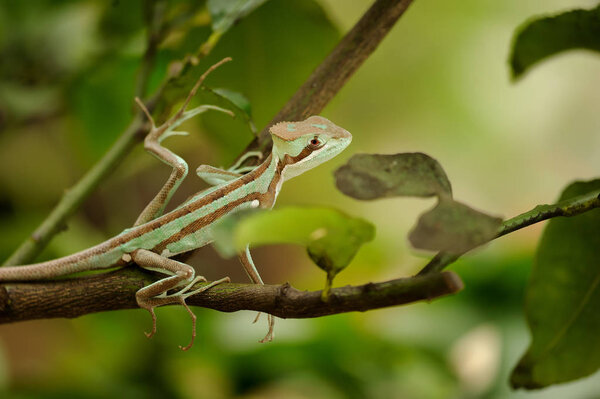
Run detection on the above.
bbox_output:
[1,0,599,397]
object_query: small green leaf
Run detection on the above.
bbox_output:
[511,179,600,389]
[213,88,252,116]
[158,80,256,137]
[213,206,375,297]
[207,0,269,34]
[510,5,600,79]
[409,199,502,254]
[335,153,452,200]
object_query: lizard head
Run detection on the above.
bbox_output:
[269,116,352,181]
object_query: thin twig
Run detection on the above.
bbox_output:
[417,190,600,275]
[0,268,463,323]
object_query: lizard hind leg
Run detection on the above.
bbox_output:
[131,249,228,350]
[238,246,275,343]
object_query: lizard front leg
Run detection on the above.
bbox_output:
[238,245,275,343]
[134,58,234,226]
[130,249,229,350]
[195,151,263,186]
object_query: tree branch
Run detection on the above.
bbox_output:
[417,189,600,275]
[246,0,415,152]
[0,268,462,323]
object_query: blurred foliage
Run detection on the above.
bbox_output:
[1,0,600,398]
[207,0,269,34]
[511,180,600,389]
[510,4,600,79]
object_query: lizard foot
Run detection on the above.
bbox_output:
[142,305,158,339]
[176,296,196,351]
[256,313,275,343]
[260,314,275,343]
[175,276,230,350]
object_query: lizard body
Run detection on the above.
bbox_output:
[0,60,352,349]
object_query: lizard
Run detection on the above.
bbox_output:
[0,58,353,350]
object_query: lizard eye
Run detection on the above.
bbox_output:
[308,136,323,150]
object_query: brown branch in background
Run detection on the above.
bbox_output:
[247,0,415,153]
[0,268,462,323]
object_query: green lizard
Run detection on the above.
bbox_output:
[0,59,352,350]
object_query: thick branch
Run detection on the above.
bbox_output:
[417,190,600,275]
[0,268,462,323]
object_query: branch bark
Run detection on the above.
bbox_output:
[0,268,462,323]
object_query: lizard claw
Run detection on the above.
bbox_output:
[144,307,158,339]
[177,296,197,351]
[258,314,275,343]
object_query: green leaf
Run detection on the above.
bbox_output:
[510,5,600,79]
[409,199,502,254]
[334,153,452,201]
[213,206,375,298]
[511,179,600,389]
[212,87,252,116]
[199,86,256,135]
[207,0,269,34]
[157,79,256,138]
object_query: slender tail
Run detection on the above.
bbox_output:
[0,244,119,281]
[0,261,87,281]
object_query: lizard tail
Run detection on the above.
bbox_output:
[0,260,90,280]
[0,243,122,281]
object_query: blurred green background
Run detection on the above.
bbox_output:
[1,0,599,397]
